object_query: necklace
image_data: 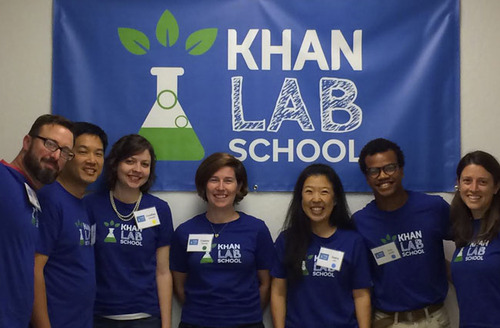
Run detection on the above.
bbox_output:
[109,190,142,221]
[209,222,229,238]
[206,213,239,237]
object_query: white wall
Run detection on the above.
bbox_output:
[1,1,499,327]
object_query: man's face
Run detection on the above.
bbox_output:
[23,124,74,185]
[364,150,404,199]
[63,134,105,186]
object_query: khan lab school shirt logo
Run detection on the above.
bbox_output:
[31,208,39,228]
[302,253,336,278]
[75,220,92,246]
[381,230,425,257]
[454,240,490,262]
[118,9,217,161]
[199,243,242,264]
[103,220,144,246]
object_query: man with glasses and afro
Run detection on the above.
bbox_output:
[353,138,451,328]
[0,114,74,327]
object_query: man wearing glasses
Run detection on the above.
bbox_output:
[353,138,451,328]
[0,114,74,328]
[32,122,107,328]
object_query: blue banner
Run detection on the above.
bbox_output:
[52,0,460,192]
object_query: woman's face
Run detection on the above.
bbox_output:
[116,149,151,191]
[301,174,336,225]
[205,166,240,209]
[458,164,500,219]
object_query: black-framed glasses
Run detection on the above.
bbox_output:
[366,163,399,179]
[34,135,74,161]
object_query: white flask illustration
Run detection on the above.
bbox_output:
[139,67,204,160]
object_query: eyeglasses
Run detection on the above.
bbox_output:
[366,163,399,178]
[34,135,75,161]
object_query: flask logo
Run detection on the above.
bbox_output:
[138,67,204,160]
[118,9,217,161]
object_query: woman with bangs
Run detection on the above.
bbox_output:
[270,164,371,328]
[87,134,174,328]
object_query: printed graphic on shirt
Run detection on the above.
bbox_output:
[454,240,489,262]
[380,230,425,257]
[302,255,314,275]
[199,243,242,264]
[31,207,39,228]
[302,253,336,278]
[103,220,144,246]
[104,220,120,243]
[75,219,92,246]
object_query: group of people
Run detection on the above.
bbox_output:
[1,114,499,328]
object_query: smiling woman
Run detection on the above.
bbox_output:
[84,134,174,328]
[270,163,371,328]
[170,152,274,328]
[450,151,500,327]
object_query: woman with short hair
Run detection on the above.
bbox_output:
[170,152,274,328]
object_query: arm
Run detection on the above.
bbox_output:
[156,246,172,328]
[270,277,287,328]
[31,253,51,328]
[445,259,453,283]
[257,269,271,309]
[172,271,187,305]
[352,288,371,328]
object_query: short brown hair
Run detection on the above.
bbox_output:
[28,114,74,138]
[195,152,248,204]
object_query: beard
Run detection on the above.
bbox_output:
[23,147,60,185]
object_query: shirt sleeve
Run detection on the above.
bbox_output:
[350,233,373,290]
[254,220,275,270]
[36,194,62,256]
[270,232,287,278]
[156,199,174,248]
[169,225,188,272]
[437,196,452,240]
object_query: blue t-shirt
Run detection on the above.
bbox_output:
[0,161,39,328]
[271,229,372,328]
[36,182,95,328]
[85,191,174,316]
[353,191,450,312]
[170,212,275,326]
[451,219,500,327]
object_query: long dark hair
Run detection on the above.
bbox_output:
[282,164,352,282]
[451,151,500,248]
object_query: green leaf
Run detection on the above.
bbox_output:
[385,234,391,241]
[156,9,179,47]
[392,235,397,241]
[185,28,218,56]
[104,222,109,227]
[115,223,120,228]
[381,238,387,244]
[118,28,150,55]
[307,255,313,259]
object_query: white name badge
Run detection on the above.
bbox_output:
[187,234,214,252]
[315,247,344,271]
[24,183,41,212]
[371,242,401,265]
[133,207,160,230]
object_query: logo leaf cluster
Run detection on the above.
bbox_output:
[118,9,217,56]
[104,220,120,228]
[381,234,397,244]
